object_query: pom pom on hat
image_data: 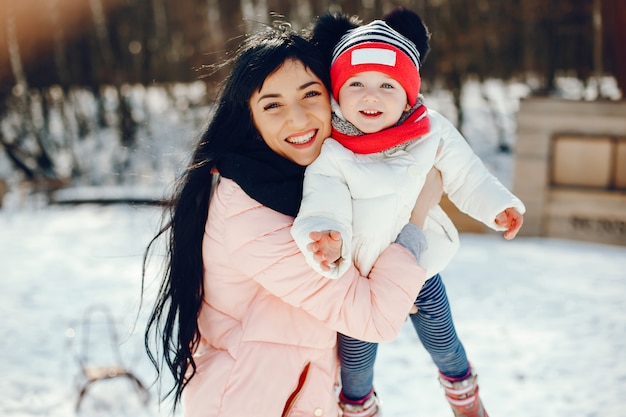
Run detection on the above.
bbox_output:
[330,20,421,106]
[311,12,361,69]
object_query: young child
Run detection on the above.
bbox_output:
[291,8,525,417]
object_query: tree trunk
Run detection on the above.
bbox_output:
[602,0,626,97]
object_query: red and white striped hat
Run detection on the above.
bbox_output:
[330,20,422,106]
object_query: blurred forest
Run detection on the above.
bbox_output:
[0,0,624,202]
[2,0,625,94]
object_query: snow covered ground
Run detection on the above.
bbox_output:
[1,204,625,417]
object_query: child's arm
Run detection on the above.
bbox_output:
[291,141,353,279]
[430,111,526,231]
[495,207,524,240]
[307,230,343,271]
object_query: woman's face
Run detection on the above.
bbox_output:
[250,59,331,166]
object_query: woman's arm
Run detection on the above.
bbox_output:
[216,178,427,343]
[410,167,443,229]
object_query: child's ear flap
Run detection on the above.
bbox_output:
[310,12,362,68]
[382,7,431,65]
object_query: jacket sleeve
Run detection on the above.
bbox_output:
[291,140,353,279]
[221,181,426,343]
[431,111,526,230]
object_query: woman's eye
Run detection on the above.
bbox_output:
[263,102,280,111]
[304,90,322,98]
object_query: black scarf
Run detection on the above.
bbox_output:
[215,138,305,217]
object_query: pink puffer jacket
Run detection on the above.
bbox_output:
[182,177,426,417]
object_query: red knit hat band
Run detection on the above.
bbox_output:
[330,42,420,106]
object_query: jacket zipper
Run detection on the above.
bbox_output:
[281,362,311,417]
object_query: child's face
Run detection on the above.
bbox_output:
[337,71,411,134]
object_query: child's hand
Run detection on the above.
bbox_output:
[307,230,343,271]
[495,208,524,240]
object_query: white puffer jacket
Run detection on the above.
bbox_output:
[291,109,526,278]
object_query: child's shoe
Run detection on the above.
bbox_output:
[338,390,381,417]
[438,369,489,417]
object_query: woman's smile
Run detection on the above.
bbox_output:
[286,129,318,145]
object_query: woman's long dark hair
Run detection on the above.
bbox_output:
[142,23,330,408]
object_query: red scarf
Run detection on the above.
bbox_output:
[331,105,430,155]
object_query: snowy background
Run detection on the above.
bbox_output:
[1,78,625,417]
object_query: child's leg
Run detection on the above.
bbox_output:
[337,333,378,401]
[409,274,469,378]
[411,274,489,417]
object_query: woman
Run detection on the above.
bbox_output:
[143,22,441,417]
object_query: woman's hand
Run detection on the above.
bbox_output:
[410,168,443,229]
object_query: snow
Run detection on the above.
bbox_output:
[1,76,625,416]
[377,234,626,417]
[2,204,625,416]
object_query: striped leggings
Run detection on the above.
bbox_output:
[338,274,469,401]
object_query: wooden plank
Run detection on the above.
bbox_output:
[616,140,626,189]
[545,215,626,245]
[513,157,549,194]
[439,195,489,234]
[551,136,613,187]
[543,189,626,245]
